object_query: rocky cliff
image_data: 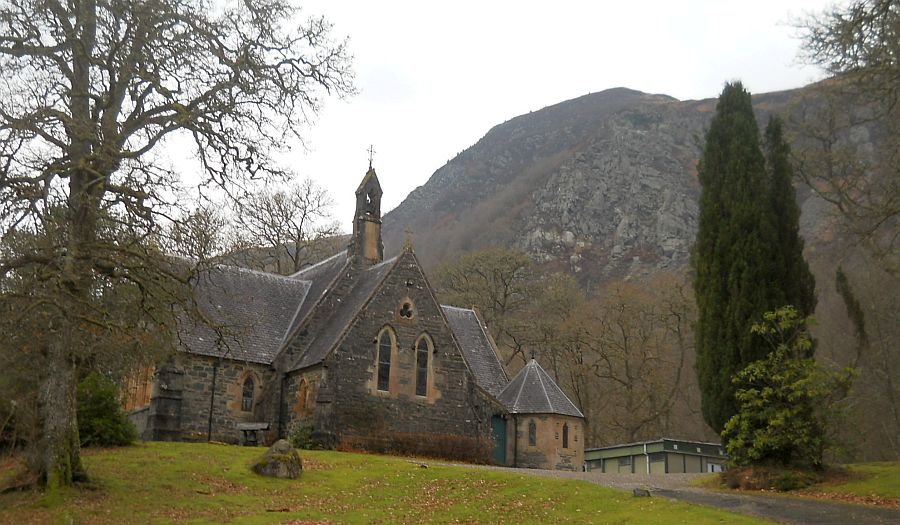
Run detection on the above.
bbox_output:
[383,87,809,285]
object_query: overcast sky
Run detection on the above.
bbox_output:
[278,0,832,231]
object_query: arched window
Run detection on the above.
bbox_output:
[297,379,308,410]
[528,420,537,446]
[377,328,393,392]
[562,422,569,449]
[241,376,255,412]
[415,335,431,397]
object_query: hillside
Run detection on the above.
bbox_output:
[383,87,803,284]
[382,84,899,461]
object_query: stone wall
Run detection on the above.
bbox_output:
[512,414,584,471]
[146,354,273,443]
[144,364,183,441]
[279,366,325,439]
[127,406,149,438]
[284,251,497,458]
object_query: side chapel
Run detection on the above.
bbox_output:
[126,166,584,471]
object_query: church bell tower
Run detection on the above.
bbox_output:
[351,165,384,266]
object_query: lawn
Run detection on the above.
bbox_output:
[830,463,900,499]
[0,442,777,524]
[690,461,900,509]
[804,462,900,501]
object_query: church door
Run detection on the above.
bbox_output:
[491,416,507,465]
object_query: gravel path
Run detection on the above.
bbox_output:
[444,463,900,524]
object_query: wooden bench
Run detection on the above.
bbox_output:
[237,422,270,446]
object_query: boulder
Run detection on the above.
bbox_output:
[250,439,302,479]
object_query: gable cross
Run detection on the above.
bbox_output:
[367,145,376,169]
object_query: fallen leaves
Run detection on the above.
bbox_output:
[191,472,247,495]
[795,490,900,510]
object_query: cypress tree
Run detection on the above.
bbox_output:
[692,82,784,432]
[764,116,817,329]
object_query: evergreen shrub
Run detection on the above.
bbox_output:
[76,373,137,447]
[287,419,318,450]
[722,307,853,470]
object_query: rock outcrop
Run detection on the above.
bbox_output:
[381,87,816,285]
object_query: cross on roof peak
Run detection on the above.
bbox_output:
[367,145,375,169]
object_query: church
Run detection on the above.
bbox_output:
[126,167,584,471]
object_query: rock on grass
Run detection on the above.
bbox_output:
[250,440,302,479]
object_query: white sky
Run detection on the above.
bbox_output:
[278,0,832,232]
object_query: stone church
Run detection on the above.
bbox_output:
[126,167,584,471]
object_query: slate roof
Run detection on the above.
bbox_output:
[441,305,509,397]
[283,250,349,343]
[497,359,584,418]
[290,256,397,371]
[179,265,311,364]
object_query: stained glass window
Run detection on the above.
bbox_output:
[241,376,254,412]
[415,336,430,396]
[377,330,392,391]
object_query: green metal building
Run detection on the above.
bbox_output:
[584,438,727,474]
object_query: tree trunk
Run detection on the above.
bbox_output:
[27,0,99,488]
[33,320,85,489]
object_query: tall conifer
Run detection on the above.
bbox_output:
[765,116,817,329]
[693,82,786,432]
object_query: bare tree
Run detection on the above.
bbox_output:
[828,261,900,460]
[0,0,352,488]
[233,179,339,275]
[794,0,899,276]
[435,246,707,446]
[165,205,231,263]
[579,275,698,444]
[504,272,585,375]
[798,0,898,103]
[434,247,536,363]
[791,1,899,460]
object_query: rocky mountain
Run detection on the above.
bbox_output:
[383,87,805,285]
[383,84,900,461]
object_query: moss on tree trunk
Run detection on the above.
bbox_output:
[34,332,86,489]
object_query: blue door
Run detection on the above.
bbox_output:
[491,415,507,465]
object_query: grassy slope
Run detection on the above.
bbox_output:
[692,462,900,508]
[0,442,776,525]
[812,463,900,499]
